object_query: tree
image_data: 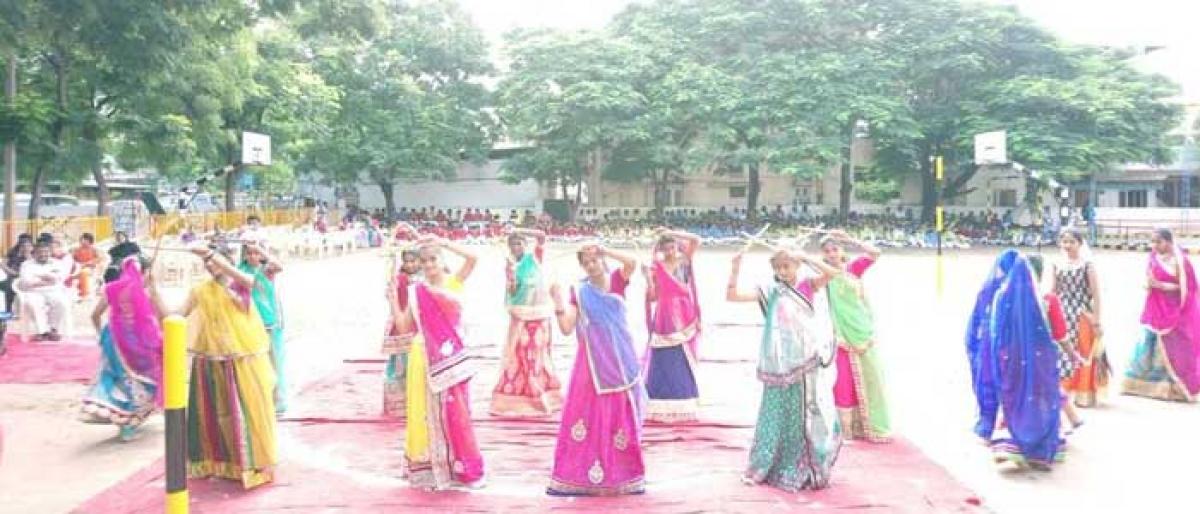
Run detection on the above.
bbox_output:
[310,0,494,215]
[496,29,648,219]
[866,0,1181,220]
[117,3,340,212]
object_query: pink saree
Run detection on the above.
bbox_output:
[1122,250,1200,402]
[407,280,485,488]
[549,271,645,496]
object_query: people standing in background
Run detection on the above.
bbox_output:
[104,232,141,283]
[71,233,100,301]
[1122,228,1200,402]
[643,228,704,423]
[820,230,891,443]
[17,242,71,341]
[1052,229,1110,408]
[491,227,562,417]
[1,235,33,313]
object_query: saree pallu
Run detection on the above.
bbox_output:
[645,261,701,423]
[79,327,157,427]
[187,280,277,489]
[403,278,485,489]
[746,281,840,492]
[1122,251,1200,402]
[967,251,1062,467]
[549,282,645,496]
[826,274,890,442]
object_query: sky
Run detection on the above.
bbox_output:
[455,0,1199,100]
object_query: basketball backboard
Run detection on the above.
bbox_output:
[242,131,272,166]
[974,131,1007,165]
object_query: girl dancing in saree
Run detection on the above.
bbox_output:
[382,247,421,417]
[546,245,646,496]
[185,246,277,489]
[79,255,167,442]
[394,236,485,490]
[966,251,1063,470]
[239,242,286,414]
[1122,228,1200,402]
[491,228,563,417]
[727,246,841,491]
[819,230,890,442]
[644,229,703,423]
[1052,229,1110,409]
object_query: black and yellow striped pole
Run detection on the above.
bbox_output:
[934,155,945,296]
[164,315,188,513]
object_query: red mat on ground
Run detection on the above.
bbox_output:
[0,334,98,384]
[79,360,984,513]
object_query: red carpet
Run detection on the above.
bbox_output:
[0,334,98,384]
[79,358,984,513]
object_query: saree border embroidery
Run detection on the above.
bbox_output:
[428,350,478,393]
[648,321,700,349]
[549,477,646,496]
[1121,331,1197,402]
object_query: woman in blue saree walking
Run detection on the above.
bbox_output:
[726,246,842,491]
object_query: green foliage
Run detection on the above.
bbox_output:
[3,0,1185,220]
[309,0,495,212]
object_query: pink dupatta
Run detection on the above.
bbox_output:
[413,281,476,393]
[105,257,164,405]
[646,260,702,359]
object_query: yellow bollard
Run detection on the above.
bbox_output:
[163,315,188,514]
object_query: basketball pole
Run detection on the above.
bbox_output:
[934,155,944,297]
[164,315,189,514]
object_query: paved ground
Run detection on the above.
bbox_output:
[2,244,1197,513]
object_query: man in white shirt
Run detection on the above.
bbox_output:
[18,242,70,341]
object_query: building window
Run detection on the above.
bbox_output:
[729,186,747,199]
[671,189,683,207]
[1119,190,1148,208]
[994,189,1018,208]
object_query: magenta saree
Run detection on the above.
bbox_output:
[549,272,645,496]
[405,279,485,489]
[644,260,701,422]
[1122,250,1200,402]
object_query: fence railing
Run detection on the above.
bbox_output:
[0,208,318,249]
[147,209,314,238]
[1,217,114,250]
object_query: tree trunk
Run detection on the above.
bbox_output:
[92,160,109,216]
[378,180,396,216]
[225,168,238,212]
[559,170,569,201]
[652,169,668,214]
[28,165,46,219]
[746,163,761,221]
[839,140,853,222]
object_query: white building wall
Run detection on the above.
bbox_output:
[337,159,541,211]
